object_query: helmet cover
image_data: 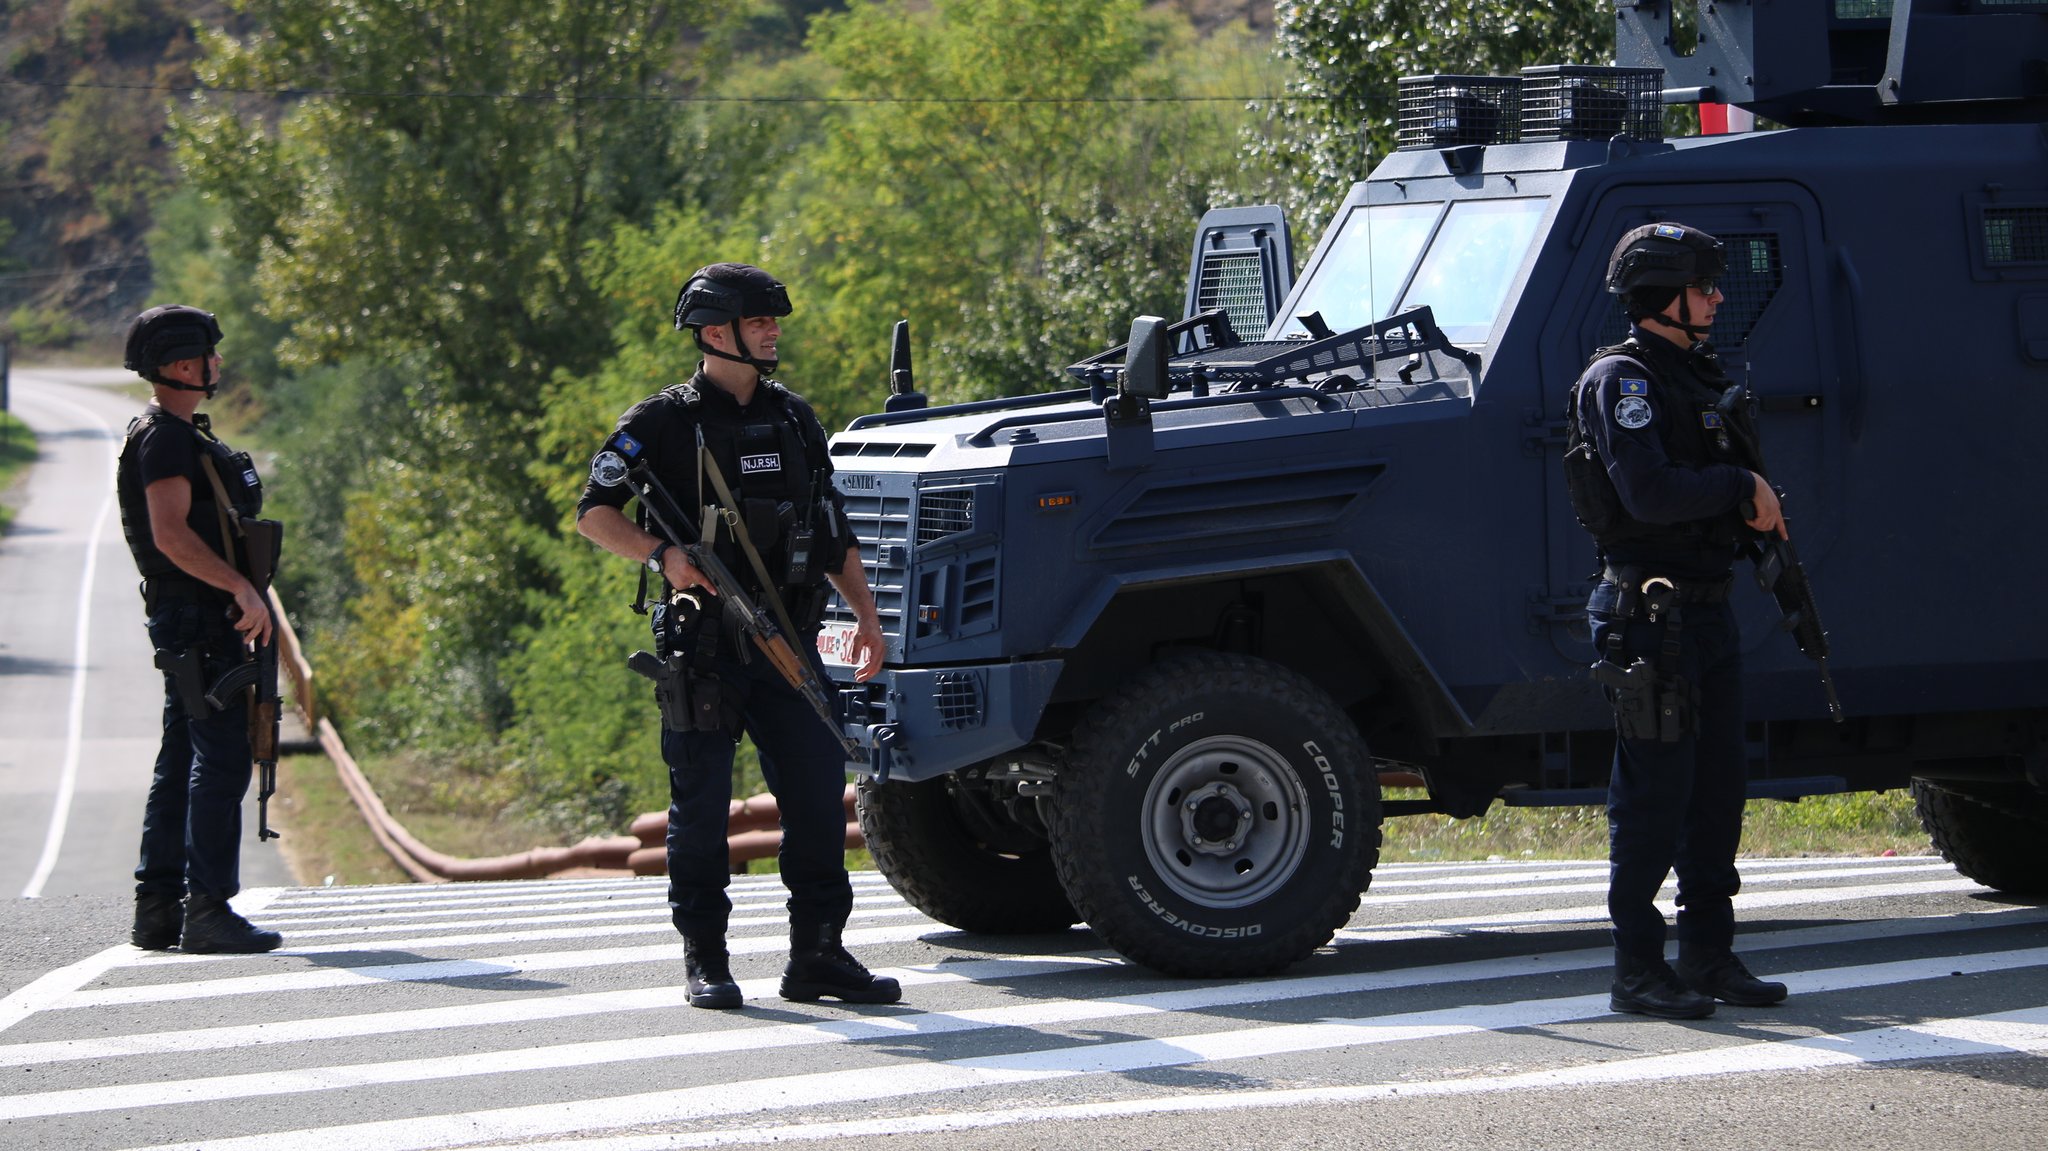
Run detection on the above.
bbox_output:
[1605,223,1726,295]
[672,263,792,331]
[123,305,223,374]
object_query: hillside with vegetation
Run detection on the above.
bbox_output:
[6,0,1610,840]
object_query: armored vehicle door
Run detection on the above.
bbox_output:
[1540,185,1843,666]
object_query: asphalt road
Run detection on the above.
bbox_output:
[0,367,292,901]
[0,857,2042,1151]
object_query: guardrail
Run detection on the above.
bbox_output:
[269,588,861,882]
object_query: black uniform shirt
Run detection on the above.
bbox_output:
[1578,326,1753,578]
[577,368,856,583]
[118,411,258,580]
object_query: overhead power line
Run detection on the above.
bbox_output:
[0,77,1318,104]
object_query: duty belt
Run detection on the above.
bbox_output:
[1601,565,1733,605]
[141,577,227,614]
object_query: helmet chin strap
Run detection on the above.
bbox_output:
[1641,293,1714,344]
[156,355,219,398]
[690,323,779,376]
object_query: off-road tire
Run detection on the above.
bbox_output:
[857,775,1079,934]
[1049,652,1380,978]
[1912,779,2048,895]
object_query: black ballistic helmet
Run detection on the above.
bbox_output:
[672,263,792,331]
[124,305,223,377]
[1605,222,1726,295]
[674,262,791,375]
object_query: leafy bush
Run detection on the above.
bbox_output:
[5,304,81,348]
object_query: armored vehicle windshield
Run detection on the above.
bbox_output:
[1278,196,1549,345]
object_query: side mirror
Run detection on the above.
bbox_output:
[1121,315,1170,401]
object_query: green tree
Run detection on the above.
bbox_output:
[774,0,1284,412]
[173,0,694,756]
[1271,0,1608,232]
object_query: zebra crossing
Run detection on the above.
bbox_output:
[2,857,2043,1150]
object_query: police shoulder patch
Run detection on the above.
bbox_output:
[590,450,629,488]
[1619,378,1648,396]
[1614,395,1654,430]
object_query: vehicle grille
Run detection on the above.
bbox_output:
[828,482,911,648]
[933,670,986,730]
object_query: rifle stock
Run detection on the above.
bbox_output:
[626,460,865,761]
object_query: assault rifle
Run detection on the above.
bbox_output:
[625,460,864,761]
[1716,386,1845,723]
[205,517,286,840]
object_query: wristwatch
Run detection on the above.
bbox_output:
[645,540,670,575]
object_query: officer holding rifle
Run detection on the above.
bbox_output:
[115,305,284,954]
[1566,224,1805,1020]
[576,263,894,1009]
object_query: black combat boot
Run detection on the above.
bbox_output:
[1678,945,1789,1006]
[780,923,901,1005]
[683,936,743,1009]
[131,890,184,951]
[1610,952,1716,1019]
[179,894,283,954]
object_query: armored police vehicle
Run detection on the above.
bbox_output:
[817,2,2048,977]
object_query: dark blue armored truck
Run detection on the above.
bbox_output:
[817,3,2048,977]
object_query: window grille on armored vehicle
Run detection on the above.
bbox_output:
[1195,254,1271,342]
[916,489,975,546]
[1983,207,2048,266]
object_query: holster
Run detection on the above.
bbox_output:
[1590,656,1693,743]
[154,647,214,717]
[629,650,704,733]
[1593,572,1696,743]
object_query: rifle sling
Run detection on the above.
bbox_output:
[696,443,804,646]
[197,452,243,563]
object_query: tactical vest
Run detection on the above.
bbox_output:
[1562,338,1747,558]
[116,410,264,582]
[659,380,840,599]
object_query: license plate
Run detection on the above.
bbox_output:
[817,622,859,668]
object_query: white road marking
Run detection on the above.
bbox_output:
[475,1008,2048,1151]
[102,975,2048,1151]
[12,925,2045,1121]
[18,390,119,900]
[49,872,2002,1010]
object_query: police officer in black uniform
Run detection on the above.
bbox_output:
[115,305,283,954]
[1567,224,1790,1019]
[576,263,893,1009]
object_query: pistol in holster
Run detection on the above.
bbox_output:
[634,594,728,735]
[1590,657,1694,743]
[154,647,214,718]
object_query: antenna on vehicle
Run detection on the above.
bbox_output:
[884,319,927,413]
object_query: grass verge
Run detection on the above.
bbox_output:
[273,756,1932,889]
[273,754,409,887]
[1377,787,1933,863]
[0,411,33,535]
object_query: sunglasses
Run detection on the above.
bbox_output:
[1689,278,1721,296]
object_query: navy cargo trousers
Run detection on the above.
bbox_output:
[1587,585,1748,961]
[661,630,855,942]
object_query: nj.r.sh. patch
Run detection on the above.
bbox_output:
[739,452,781,475]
